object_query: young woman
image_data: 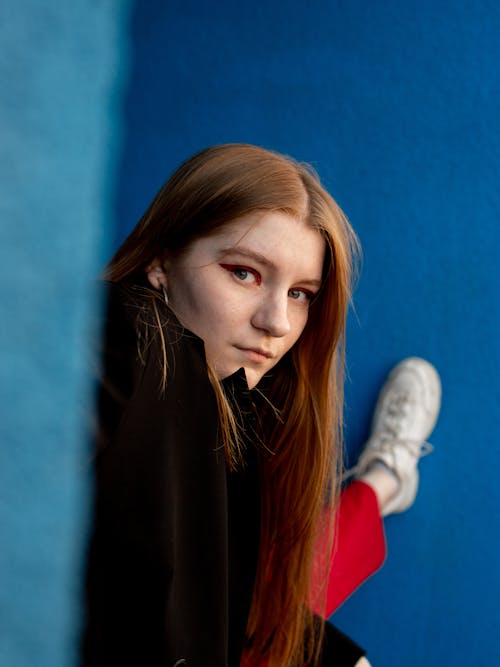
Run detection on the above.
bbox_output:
[82,143,441,667]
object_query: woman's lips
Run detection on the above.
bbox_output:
[235,346,274,362]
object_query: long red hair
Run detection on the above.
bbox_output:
[105,144,359,666]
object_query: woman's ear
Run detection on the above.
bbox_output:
[145,258,168,290]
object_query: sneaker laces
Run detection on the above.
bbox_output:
[375,389,414,441]
[368,436,433,464]
[344,437,434,481]
[343,389,434,481]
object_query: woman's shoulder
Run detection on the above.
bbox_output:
[100,280,157,333]
[94,280,214,450]
[98,279,208,388]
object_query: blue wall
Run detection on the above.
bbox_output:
[115,1,499,665]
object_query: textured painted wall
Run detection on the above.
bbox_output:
[113,1,499,665]
[0,3,130,665]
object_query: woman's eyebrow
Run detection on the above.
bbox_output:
[217,246,276,269]
[217,246,322,288]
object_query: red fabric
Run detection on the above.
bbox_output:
[241,481,387,665]
[311,480,387,617]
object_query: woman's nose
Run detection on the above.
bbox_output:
[251,293,291,337]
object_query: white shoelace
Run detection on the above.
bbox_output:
[343,439,433,481]
[344,389,435,479]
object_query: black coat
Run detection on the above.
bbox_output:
[82,282,364,667]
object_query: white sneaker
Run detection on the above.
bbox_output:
[353,357,442,516]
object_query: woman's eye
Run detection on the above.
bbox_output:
[220,264,261,285]
[289,289,313,303]
[233,268,251,281]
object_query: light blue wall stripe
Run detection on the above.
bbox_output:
[0,3,131,665]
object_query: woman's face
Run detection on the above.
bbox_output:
[150,210,325,388]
